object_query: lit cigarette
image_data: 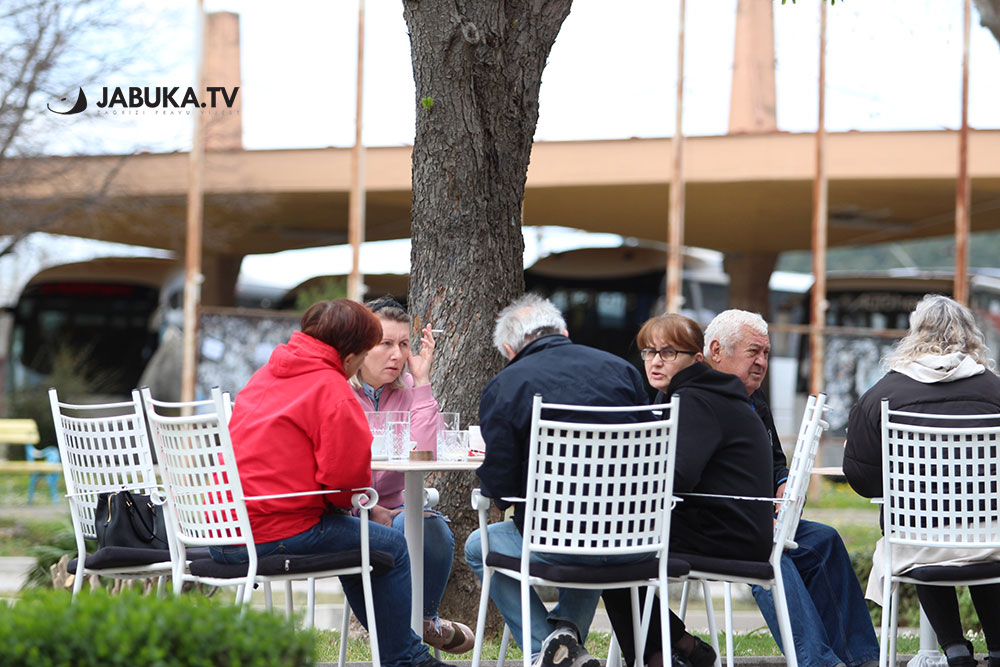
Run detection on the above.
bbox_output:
[430,329,444,335]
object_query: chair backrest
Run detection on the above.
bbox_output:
[48,388,159,541]
[522,394,680,558]
[141,386,253,552]
[773,393,829,555]
[880,400,1000,550]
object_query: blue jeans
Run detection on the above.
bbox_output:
[465,521,654,657]
[751,520,879,667]
[210,513,430,667]
[390,507,455,619]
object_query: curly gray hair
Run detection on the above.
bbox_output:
[703,309,768,357]
[885,294,993,368]
[493,293,567,357]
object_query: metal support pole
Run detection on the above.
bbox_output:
[666,0,686,314]
[808,0,828,398]
[181,0,206,407]
[955,0,972,305]
[347,0,367,303]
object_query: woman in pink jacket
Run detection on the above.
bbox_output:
[351,296,474,654]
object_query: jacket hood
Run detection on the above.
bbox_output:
[507,334,571,366]
[268,331,346,379]
[662,361,750,403]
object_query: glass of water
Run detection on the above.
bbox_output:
[365,411,388,458]
[385,411,412,461]
[437,429,470,462]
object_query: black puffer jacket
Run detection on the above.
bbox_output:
[657,362,774,563]
[844,369,1000,498]
[477,335,648,531]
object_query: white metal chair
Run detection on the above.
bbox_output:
[470,395,686,667]
[48,388,176,596]
[675,393,830,667]
[141,386,389,666]
[877,400,1000,667]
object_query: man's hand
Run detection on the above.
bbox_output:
[370,505,404,527]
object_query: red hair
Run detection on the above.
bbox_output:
[300,299,382,358]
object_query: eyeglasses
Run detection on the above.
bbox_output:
[640,347,698,362]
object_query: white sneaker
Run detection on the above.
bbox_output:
[537,627,600,667]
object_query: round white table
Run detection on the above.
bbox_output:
[371,458,481,634]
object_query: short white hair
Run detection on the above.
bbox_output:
[493,293,567,357]
[703,309,768,356]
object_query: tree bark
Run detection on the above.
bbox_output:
[975,0,1000,46]
[403,0,573,633]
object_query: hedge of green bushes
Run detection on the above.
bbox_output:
[0,589,316,666]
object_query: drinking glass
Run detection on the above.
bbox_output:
[437,429,470,462]
[439,412,460,432]
[365,411,388,458]
[385,411,412,461]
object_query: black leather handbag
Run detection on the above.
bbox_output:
[95,490,168,550]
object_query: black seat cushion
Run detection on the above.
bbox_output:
[190,549,396,579]
[673,552,773,580]
[69,547,172,574]
[485,552,690,583]
[903,560,1000,583]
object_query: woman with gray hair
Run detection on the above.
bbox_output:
[844,294,1000,667]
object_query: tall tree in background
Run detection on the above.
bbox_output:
[403,0,573,625]
[0,0,165,259]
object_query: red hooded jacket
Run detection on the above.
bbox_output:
[229,331,372,543]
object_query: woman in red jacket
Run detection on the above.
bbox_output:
[215,299,448,667]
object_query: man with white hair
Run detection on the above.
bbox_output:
[465,293,650,667]
[705,309,879,667]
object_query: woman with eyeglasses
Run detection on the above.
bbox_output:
[603,313,773,667]
[349,296,474,655]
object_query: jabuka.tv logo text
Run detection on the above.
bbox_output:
[48,86,240,115]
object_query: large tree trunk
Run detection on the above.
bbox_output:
[403,0,573,634]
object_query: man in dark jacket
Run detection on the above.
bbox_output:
[464,294,649,667]
[705,310,879,667]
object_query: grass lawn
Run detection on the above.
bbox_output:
[311,629,989,662]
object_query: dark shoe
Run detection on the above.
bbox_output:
[415,655,453,667]
[943,639,977,667]
[683,636,716,667]
[538,627,600,667]
[670,652,693,667]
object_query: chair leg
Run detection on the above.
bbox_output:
[679,579,690,621]
[702,581,722,667]
[156,575,166,597]
[607,631,622,667]
[361,569,380,667]
[659,580,672,667]
[339,598,351,667]
[723,582,734,667]
[305,578,316,628]
[889,586,900,667]
[498,623,511,667]
[879,579,892,667]
[521,578,533,667]
[771,575,798,667]
[264,581,273,611]
[630,587,643,667]
[284,580,293,619]
[471,568,494,667]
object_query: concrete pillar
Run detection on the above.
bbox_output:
[729,0,777,134]
[724,251,777,318]
[203,12,243,151]
[201,253,242,307]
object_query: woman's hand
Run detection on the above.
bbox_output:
[409,324,436,387]
[370,505,403,527]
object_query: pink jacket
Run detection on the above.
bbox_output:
[351,373,441,509]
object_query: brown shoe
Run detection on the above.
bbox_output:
[423,617,476,655]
